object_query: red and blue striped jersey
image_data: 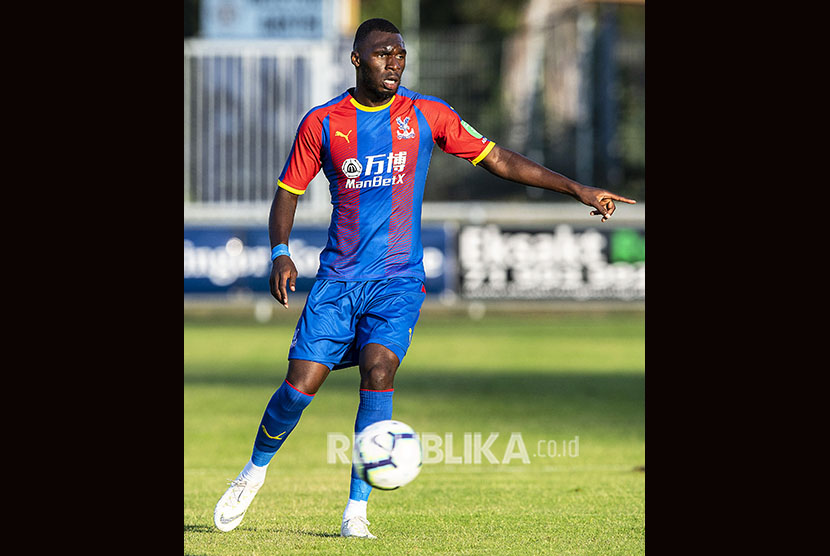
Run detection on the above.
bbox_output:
[277,86,495,281]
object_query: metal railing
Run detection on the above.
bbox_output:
[184,39,348,222]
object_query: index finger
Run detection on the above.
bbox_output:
[603,192,637,204]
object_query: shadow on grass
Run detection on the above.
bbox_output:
[184,523,339,538]
[184,368,643,402]
[184,524,214,533]
[185,369,644,430]
[299,531,340,538]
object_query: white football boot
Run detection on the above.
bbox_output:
[340,516,377,539]
[213,476,264,532]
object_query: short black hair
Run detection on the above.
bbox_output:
[353,18,401,51]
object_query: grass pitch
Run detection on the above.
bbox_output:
[184,307,645,555]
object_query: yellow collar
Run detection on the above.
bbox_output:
[350,95,396,112]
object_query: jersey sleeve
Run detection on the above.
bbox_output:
[423,100,495,166]
[277,110,324,195]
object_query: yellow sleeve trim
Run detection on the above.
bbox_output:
[278,180,306,195]
[470,141,496,166]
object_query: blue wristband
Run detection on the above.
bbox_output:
[270,244,290,262]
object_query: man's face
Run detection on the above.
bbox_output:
[352,30,406,100]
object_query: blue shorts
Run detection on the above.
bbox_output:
[288,278,427,370]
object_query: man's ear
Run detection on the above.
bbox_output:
[350,51,360,68]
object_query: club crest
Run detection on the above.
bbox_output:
[396,116,415,139]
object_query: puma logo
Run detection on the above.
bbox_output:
[335,130,353,143]
[262,425,286,440]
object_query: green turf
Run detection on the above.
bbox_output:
[184,309,645,555]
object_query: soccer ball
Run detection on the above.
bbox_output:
[353,419,422,490]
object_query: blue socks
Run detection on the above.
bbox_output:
[248,380,394,516]
[251,380,315,467]
[349,388,394,502]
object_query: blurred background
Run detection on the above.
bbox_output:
[183,0,644,319]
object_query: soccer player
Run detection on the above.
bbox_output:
[214,18,635,538]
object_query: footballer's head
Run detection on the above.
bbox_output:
[351,18,406,102]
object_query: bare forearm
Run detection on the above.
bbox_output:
[479,145,582,198]
[269,187,300,247]
[478,144,636,222]
[268,187,300,307]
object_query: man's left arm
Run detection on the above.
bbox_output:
[477,144,636,222]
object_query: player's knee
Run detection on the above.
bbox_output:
[360,359,398,390]
[286,359,330,395]
[365,366,396,389]
[359,344,400,389]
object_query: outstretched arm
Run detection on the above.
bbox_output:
[477,145,636,222]
[268,187,300,307]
